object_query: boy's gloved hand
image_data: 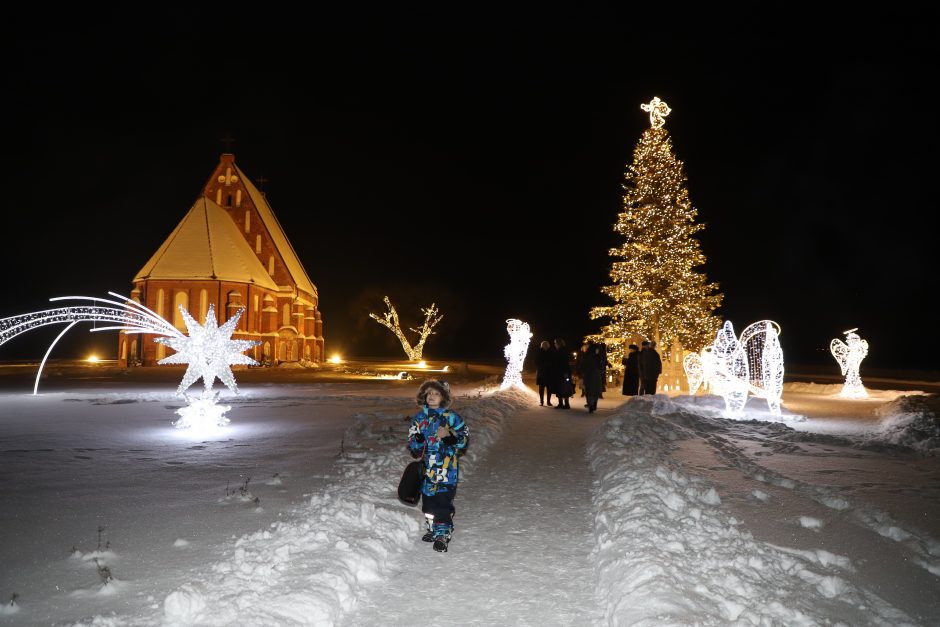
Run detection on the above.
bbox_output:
[441,434,458,446]
[413,432,425,443]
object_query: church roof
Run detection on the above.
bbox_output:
[133,196,280,290]
[234,163,317,297]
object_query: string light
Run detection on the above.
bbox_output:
[500,319,532,391]
[590,98,722,369]
[684,320,785,416]
[830,328,869,399]
[740,320,784,415]
[1,292,184,394]
[0,292,259,428]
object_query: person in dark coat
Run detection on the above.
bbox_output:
[621,343,640,396]
[639,340,663,395]
[553,338,572,409]
[535,340,556,406]
[579,342,604,412]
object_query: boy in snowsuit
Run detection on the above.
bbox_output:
[408,379,469,553]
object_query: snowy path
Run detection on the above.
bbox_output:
[670,416,940,622]
[343,402,609,626]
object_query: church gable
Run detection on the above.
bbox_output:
[203,155,317,303]
[133,197,279,289]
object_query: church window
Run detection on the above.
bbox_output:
[199,289,208,322]
[173,291,189,331]
[282,304,290,327]
[215,189,222,205]
[244,210,250,233]
[236,189,242,207]
[256,235,262,253]
[268,255,275,275]
[226,194,232,207]
[156,289,165,319]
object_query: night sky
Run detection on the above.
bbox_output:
[3,12,938,371]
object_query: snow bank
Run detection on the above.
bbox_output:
[868,394,940,455]
[158,388,530,626]
[588,395,919,625]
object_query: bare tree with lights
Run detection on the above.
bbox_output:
[590,97,723,370]
[369,296,443,361]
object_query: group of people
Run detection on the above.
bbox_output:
[620,340,662,396]
[533,338,574,409]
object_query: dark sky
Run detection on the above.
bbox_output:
[3,11,938,371]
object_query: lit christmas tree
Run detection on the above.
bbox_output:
[590,97,723,368]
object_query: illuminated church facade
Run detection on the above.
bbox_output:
[117,153,325,367]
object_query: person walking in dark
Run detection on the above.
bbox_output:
[621,343,640,396]
[579,341,604,413]
[597,341,610,399]
[535,340,556,406]
[639,340,663,395]
[553,338,572,409]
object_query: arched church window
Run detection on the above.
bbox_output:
[173,291,189,331]
[199,289,208,322]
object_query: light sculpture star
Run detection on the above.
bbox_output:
[156,304,260,396]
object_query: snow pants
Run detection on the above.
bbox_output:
[422,488,456,537]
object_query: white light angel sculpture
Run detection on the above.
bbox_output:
[500,318,532,391]
[684,320,784,417]
[0,292,259,428]
[830,328,869,399]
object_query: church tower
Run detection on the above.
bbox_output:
[117,154,325,367]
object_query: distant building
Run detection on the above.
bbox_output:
[118,153,324,367]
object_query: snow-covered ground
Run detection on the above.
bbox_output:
[0,364,938,626]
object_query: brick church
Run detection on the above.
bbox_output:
[117,153,325,367]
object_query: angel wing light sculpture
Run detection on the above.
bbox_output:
[830,328,869,399]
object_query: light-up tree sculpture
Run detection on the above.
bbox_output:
[590,97,722,370]
[500,318,532,391]
[830,328,869,399]
[369,296,443,361]
[0,292,259,428]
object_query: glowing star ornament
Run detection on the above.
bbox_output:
[0,292,259,430]
[500,319,532,391]
[156,304,259,396]
[830,328,869,399]
[641,96,672,128]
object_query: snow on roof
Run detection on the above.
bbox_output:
[133,197,280,291]
[235,164,317,298]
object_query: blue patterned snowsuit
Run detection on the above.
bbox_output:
[408,406,469,538]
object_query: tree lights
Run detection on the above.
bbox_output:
[369,296,443,361]
[500,318,532,391]
[590,98,722,369]
[831,329,869,399]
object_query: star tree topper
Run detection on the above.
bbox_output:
[156,304,260,396]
